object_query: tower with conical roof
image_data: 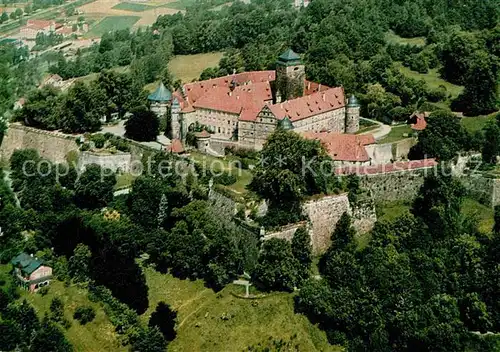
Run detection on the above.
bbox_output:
[277,116,294,131]
[345,94,360,133]
[275,48,305,102]
[148,82,172,117]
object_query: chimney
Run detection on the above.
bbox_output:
[318,84,322,91]
[322,93,326,102]
[307,81,311,90]
[228,91,232,96]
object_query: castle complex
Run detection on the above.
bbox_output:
[148,49,361,151]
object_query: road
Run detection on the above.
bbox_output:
[359,117,392,141]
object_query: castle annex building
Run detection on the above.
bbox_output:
[148,49,360,151]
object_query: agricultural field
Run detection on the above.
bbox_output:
[85,15,140,37]
[168,52,224,83]
[19,279,125,352]
[78,0,182,30]
[112,2,154,12]
[143,268,340,352]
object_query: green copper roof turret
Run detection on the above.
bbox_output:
[278,116,294,130]
[277,49,302,66]
[148,82,172,102]
[347,94,360,107]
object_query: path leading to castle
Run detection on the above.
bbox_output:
[360,118,392,141]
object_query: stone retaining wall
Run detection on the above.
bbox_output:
[78,151,132,172]
[262,193,377,254]
[0,124,79,164]
[462,174,500,208]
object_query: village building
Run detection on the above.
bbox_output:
[40,73,63,88]
[20,20,62,40]
[410,111,428,132]
[294,0,311,8]
[149,49,360,152]
[11,252,52,292]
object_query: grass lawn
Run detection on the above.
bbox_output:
[460,112,498,133]
[189,151,253,194]
[143,267,340,351]
[376,200,412,222]
[19,279,125,352]
[377,198,494,234]
[355,124,379,134]
[168,52,224,83]
[115,172,137,190]
[397,64,464,99]
[112,2,154,11]
[85,16,140,38]
[385,30,426,46]
[462,198,494,234]
[377,124,413,144]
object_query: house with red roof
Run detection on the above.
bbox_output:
[410,111,429,132]
[20,20,61,40]
[302,131,376,165]
[150,49,361,151]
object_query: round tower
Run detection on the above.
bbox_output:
[148,82,172,117]
[345,95,360,134]
[170,97,182,140]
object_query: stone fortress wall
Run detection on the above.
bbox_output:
[358,168,432,201]
[78,151,132,172]
[265,193,377,254]
[0,123,79,164]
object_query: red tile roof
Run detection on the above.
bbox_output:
[335,158,437,175]
[304,80,329,96]
[269,87,345,122]
[302,131,375,162]
[26,20,55,30]
[183,71,275,104]
[175,71,345,124]
[410,112,428,131]
[194,130,211,138]
[167,139,184,153]
[56,26,73,35]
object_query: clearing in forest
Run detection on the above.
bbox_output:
[17,278,125,352]
[168,52,224,83]
[143,268,341,352]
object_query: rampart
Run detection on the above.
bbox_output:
[78,151,132,172]
[462,174,500,208]
[263,193,377,254]
[0,124,79,164]
[336,159,438,201]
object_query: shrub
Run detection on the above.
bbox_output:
[73,305,96,325]
[80,143,90,151]
[38,286,50,296]
[214,172,237,186]
[90,133,106,148]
